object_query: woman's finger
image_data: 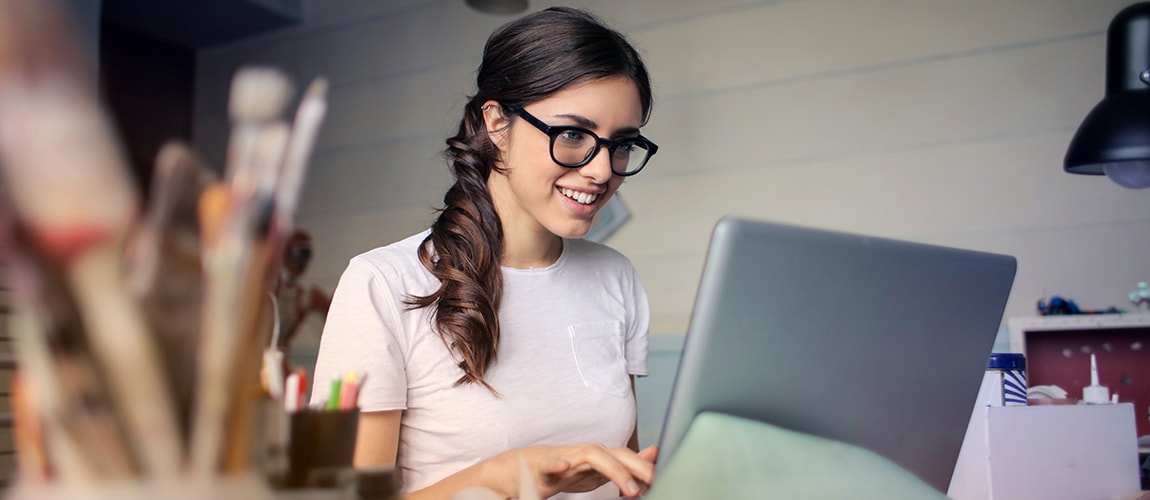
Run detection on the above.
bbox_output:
[561,446,653,497]
[605,447,656,485]
[638,444,659,462]
[537,455,571,475]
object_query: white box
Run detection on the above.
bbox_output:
[949,403,1141,500]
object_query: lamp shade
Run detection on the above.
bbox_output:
[465,0,527,14]
[1064,2,1150,188]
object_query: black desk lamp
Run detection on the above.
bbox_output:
[465,0,527,14]
[1065,2,1150,188]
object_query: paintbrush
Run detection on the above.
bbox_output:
[125,141,218,447]
[273,77,329,237]
[127,141,218,298]
[0,0,182,479]
[245,76,331,451]
[7,317,102,483]
[4,260,116,483]
[0,82,185,480]
[10,371,49,483]
[253,76,329,408]
[202,72,332,477]
[0,205,139,482]
[188,180,245,475]
[221,124,291,474]
[225,67,294,195]
[189,67,293,476]
[217,75,332,476]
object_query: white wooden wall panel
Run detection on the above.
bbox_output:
[642,36,1103,177]
[640,0,1126,99]
[295,136,453,219]
[296,206,440,282]
[618,133,1144,253]
[316,62,471,149]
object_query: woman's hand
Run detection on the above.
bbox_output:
[488,444,658,499]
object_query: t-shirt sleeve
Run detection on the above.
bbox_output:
[310,256,409,411]
[624,263,650,377]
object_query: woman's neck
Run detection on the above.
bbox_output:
[487,171,563,269]
[501,226,562,269]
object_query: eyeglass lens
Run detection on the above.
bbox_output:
[552,130,652,175]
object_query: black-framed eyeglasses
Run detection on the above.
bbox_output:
[503,103,658,177]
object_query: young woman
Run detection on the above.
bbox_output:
[311,7,659,499]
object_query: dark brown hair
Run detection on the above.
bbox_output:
[406,7,653,389]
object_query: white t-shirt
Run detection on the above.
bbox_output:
[311,230,650,498]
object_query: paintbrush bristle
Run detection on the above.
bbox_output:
[303,77,328,101]
[228,67,293,123]
[197,184,231,248]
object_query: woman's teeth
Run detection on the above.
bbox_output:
[559,188,599,205]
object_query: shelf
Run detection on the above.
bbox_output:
[1007,315,1150,438]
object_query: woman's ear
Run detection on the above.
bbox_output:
[481,100,511,151]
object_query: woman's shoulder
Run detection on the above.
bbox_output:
[346,229,432,280]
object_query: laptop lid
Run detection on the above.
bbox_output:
[655,217,1017,492]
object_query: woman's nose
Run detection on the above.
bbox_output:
[579,144,615,183]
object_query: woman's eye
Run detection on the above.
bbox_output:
[558,129,590,144]
[611,141,638,157]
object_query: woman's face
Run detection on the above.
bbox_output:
[485,76,644,240]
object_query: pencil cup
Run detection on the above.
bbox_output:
[284,408,360,489]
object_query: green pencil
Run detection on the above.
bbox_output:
[326,377,343,411]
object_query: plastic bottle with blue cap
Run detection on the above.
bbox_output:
[986,353,1027,406]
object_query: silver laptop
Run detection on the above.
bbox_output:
[655,217,1016,492]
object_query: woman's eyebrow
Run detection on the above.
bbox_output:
[553,113,641,135]
[553,113,598,129]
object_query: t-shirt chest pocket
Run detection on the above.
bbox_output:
[568,321,629,397]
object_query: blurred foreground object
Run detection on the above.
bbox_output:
[0,0,182,481]
[0,0,329,495]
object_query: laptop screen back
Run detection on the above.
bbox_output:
[656,217,1016,492]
